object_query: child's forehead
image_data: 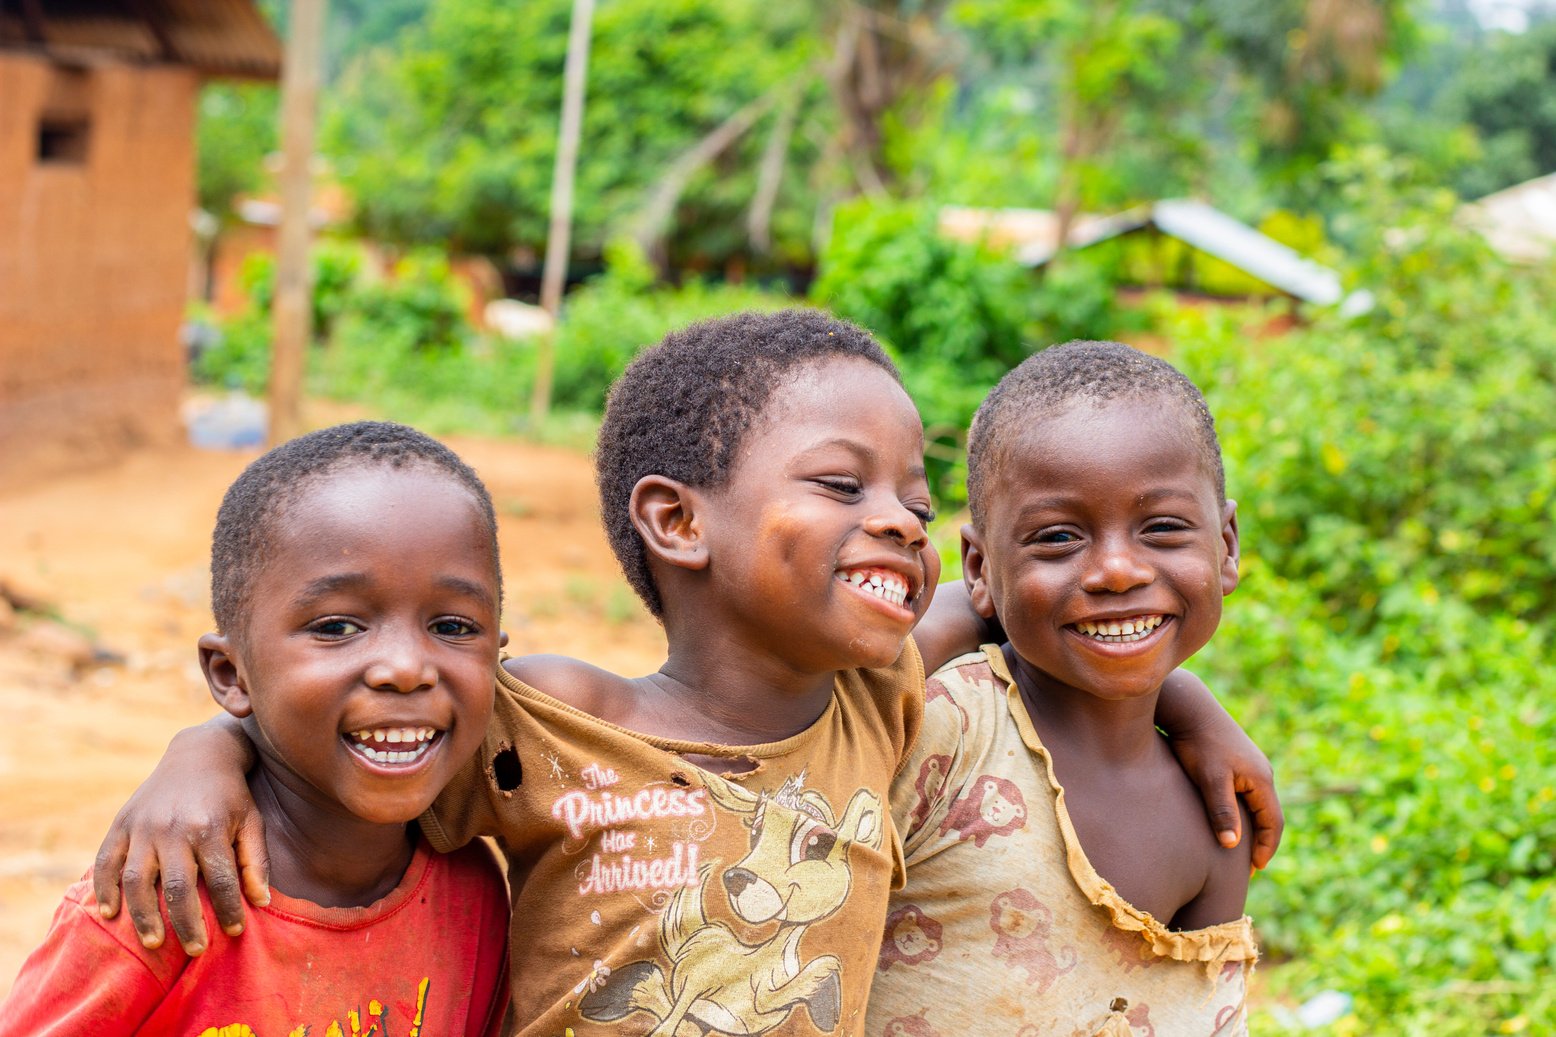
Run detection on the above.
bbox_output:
[759,357,914,425]
[272,466,494,555]
[999,396,1217,493]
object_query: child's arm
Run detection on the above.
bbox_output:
[1158,670,1283,871]
[911,579,998,673]
[917,580,1284,869]
[91,713,266,956]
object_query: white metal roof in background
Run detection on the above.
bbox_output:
[981,199,1346,305]
[1150,199,1344,305]
[1462,172,1556,263]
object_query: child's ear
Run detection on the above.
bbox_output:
[629,475,709,572]
[198,633,253,719]
[1220,499,1241,596]
[961,524,999,619]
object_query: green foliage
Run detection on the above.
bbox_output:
[333,251,469,355]
[548,241,793,412]
[323,0,817,262]
[1150,173,1556,1030]
[196,84,277,223]
[1444,19,1556,198]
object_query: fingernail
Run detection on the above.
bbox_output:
[223,922,245,936]
[1218,830,1238,847]
[140,933,163,950]
[98,903,114,918]
[256,891,271,906]
[182,941,206,956]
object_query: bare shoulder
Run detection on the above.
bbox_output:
[1172,795,1254,930]
[502,654,637,721]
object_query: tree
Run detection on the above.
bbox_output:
[323,0,818,266]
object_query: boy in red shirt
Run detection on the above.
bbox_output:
[0,423,510,1036]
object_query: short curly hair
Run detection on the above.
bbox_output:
[210,421,500,634]
[966,340,1224,526]
[596,308,899,617]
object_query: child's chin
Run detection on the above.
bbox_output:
[851,634,910,670]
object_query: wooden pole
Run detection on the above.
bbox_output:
[268,0,326,447]
[531,0,595,424]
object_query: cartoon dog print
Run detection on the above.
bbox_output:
[579,773,884,1036]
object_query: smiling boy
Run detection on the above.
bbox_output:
[869,342,1258,1036]
[0,424,510,1036]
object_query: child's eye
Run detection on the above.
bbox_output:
[1144,519,1190,535]
[908,504,936,526]
[1036,530,1080,544]
[311,618,363,638]
[431,618,479,638]
[814,477,862,498]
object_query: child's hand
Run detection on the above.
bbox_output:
[91,714,266,956]
[1156,670,1284,870]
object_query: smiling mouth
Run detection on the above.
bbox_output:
[344,726,442,765]
[1071,614,1166,643]
[836,567,912,608]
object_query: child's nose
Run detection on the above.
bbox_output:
[864,499,929,551]
[364,637,437,693]
[1080,541,1154,594]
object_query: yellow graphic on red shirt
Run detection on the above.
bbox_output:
[196,976,430,1037]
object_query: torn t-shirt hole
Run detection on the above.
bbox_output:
[492,745,523,792]
[675,752,762,777]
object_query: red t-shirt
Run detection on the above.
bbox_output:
[0,839,510,1037]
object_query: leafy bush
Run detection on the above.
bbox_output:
[1153,171,1556,1031]
[191,243,368,393]
[547,240,793,412]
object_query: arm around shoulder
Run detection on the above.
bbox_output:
[92,711,267,956]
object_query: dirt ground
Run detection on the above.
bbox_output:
[0,427,667,997]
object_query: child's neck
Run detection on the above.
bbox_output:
[632,624,840,747]
[248,765,416,909]
[1004,645,1164,765]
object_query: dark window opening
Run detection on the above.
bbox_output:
[37,121,90,164]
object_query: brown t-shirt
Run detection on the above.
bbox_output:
[869,648,1257,1037]
[420,642,924,1037]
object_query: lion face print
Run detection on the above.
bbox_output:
[938,775,1027,847]
[878,904,944,971]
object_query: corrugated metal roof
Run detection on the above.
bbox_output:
[1462,172,1556,263]
[0,0,279,79]
[1151,200,1343,305]
[949,199,1350,306]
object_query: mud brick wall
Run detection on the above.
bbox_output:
[0,52,198,487]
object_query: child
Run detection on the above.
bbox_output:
[87,314,1277,1036]
[868,341,1257,1036]
[0,423,511,1036]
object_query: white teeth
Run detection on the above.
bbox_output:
[355,728,438,750]
[352,741,432,765]
[838,569,911,607]
[1075,615,1165,643]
